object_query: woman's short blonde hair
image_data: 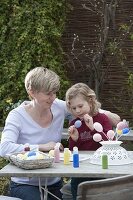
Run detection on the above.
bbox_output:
[66,83,101,116]
[25,67,60,93]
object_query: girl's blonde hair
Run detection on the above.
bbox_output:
[25,67,60,93]
[66,83,101,116]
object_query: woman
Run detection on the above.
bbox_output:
[1,67,67,200]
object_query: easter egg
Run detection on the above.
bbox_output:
[93,133,102,142]
[26,155,37,160]
[27,151,36,157]
[74,120,82,128]
[17,154,24,159]
[107,130,115,140]
[122,128,130,134]
[49,149,54,157]
[117,120,128,130]
[36,154,44,159]
[116,128,122,135]
[93,122,103,132]
[17,153,27,160]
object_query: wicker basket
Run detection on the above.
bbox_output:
[8,151,54,170]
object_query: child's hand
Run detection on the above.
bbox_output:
[83,114,94,130]
[68,125,79,142]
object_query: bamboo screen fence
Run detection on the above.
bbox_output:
[62,0,133,123]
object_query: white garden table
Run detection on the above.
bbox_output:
[1,151,133,199]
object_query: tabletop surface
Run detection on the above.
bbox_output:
[1,151,133,178]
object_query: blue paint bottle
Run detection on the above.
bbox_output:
[73,146,79,168]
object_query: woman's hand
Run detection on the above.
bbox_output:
[55,142,64,151]
[39,141,64,152]
[103,111,121,127]
[38,142,57,152]
[83,114,94,131]
[68,125,79,142]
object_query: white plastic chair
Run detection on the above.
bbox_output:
[77,175,133,200]
[60,181,73,200]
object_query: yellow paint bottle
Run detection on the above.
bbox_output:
[64,148,71,165]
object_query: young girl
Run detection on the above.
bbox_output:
[65,82,112,200]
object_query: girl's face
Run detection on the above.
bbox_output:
[69,94,91,119]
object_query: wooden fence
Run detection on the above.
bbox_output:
[62,0,133,123]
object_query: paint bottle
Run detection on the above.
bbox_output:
[24,143,30,151]
[73,146,79,168]
[54,144,60,163]
[102,152,108,169]
[64,148,71,165]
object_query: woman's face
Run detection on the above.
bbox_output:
[30,90,56,108]
[69,94,91,119]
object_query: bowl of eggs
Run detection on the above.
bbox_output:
[8,151,54,169]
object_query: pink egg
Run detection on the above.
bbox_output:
[117,120,128,130]
[107,130,115,140]
[93,122,103,132]
[93,133,102,142]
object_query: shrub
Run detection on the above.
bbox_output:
[0,0,70,126]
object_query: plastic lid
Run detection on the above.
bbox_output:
[73,146,78,153]
[102,151,107,155]
[64,148,69,151]
[55,142,60,149]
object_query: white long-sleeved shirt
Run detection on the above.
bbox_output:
[0,98,68,186]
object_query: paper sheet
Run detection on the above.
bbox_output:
[59,152,90,162]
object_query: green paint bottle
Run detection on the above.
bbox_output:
[102,152,108,169]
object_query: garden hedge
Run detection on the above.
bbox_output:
[0,0,71,126]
